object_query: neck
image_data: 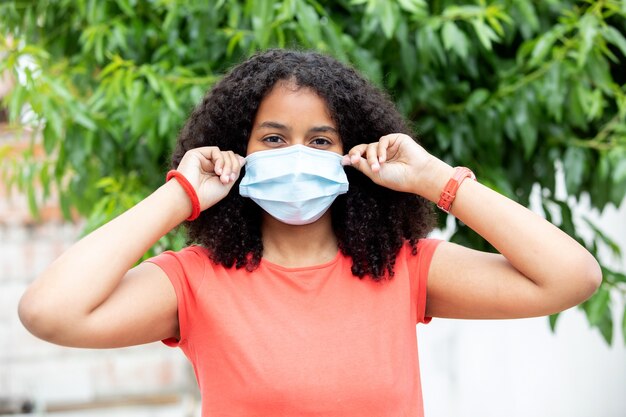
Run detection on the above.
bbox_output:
[261,211,339,267]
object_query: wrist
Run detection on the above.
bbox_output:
[166,170,201,221]
[413,156,455,203]
[159,180,195,224]
[437,167,476,213]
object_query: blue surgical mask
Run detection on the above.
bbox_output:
[239,145,349,225]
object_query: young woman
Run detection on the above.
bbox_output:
[18,49,601,416]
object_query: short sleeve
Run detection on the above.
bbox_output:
[144,246,208,347]
[409,239,442,324]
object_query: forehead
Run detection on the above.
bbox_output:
[254,81,335,126]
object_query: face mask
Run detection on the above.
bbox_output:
[239,145,349,225]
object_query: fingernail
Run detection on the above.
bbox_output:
[230,173,237,181]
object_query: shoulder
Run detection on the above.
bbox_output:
[148,245,210,267]
[144,245,212,286]
[391,238,442,283]
[398,238,442,261]
[396,238,443,288]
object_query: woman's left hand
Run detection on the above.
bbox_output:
[342,133,436,195]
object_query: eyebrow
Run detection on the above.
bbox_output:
[309,125,338,134]
[257,121,338,135]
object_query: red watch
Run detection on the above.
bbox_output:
[437,167,476,213]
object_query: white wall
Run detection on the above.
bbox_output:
[420,309,626,417]
[420,194,626,417]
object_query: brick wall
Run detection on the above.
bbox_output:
[0,123,200,416]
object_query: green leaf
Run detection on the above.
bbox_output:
[622,305,626,345]
[141,67,161,93]
[512,98,537,159]
[397,0,426,15]
[44,110,63,152]
[159,80,179,113]
[416,25,446,65]
[601,26,626,58]
[378,0,399,40]
[585,89,604,122]
[568,82,588,129]
[543,64,564,122]
[27,180,39,218]
[73,111,97,131]
[485,7,508,37]
[441,21,469,59]
[295,1,321,45]
[577,14,598,68]
[442,5,482,19]
[562,147,587,194]
[549,313,560,331]
[471,19,498,50]
[529,31,557,66]
[586,286,610,326]
[465,88,489,111]
[554,200,575,236]
[99,55,128,80]
[59,191,72,220]
[115,0,135,17]
[7,84,26,123]
[584,53,612,93]
[582,217,622,258]
[597,313,613,345]
[614,157,626,183]
[248,0,274,48]
[227,31,245,57]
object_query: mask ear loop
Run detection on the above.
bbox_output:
[166,170,201,221]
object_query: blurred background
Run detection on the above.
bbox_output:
[1,0,625,416]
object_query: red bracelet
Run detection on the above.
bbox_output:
[166,170,201,221]
[437,167,476,213]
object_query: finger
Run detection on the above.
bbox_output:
[212,150,225,177]
[191,146,220,159]
[197,155,215,174]
[377,136,390,164]
[230,153,244,181]
[187,147,223,176]
[225,151,240,182]
[219,151,234,184]
[365,143,380,172]
[346,144,368,165]
[384,134,403,160]
[343,148,375,178]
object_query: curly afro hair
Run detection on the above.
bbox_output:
[171,49,436,280]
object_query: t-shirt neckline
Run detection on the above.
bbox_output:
[259,250,342,272]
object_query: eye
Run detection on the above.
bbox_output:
[262,135,285,146]
[309,137,332,147]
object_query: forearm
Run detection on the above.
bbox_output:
[419,157,601,297]
[20,181,190,320]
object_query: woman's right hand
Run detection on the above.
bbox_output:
[175,147,246,211]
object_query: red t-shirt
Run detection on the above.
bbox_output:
[147,238,440,417]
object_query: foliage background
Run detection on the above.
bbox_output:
[0,0,625,344]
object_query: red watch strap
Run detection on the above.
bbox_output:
[437,167,476,213]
